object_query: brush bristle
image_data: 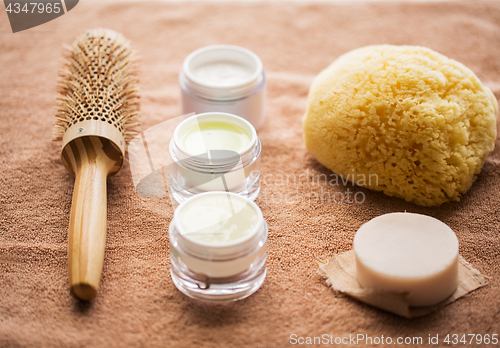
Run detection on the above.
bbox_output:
[53,28,140,143]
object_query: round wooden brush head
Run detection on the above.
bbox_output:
[53,28,139,300]
[54,28,139,175]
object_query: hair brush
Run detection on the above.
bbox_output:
[53,28,139,300]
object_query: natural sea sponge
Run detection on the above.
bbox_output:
[303,45,498,206]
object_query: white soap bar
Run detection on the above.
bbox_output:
[353,212,459,307]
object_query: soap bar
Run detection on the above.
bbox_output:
[353,212,459,307]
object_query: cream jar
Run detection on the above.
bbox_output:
[169,112,261,203]
[169,192,268,302]
[179,45,266,130]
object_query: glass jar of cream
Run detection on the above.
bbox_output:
[169,112,261,203]
[179,45,266,130]
[169,192,268,302]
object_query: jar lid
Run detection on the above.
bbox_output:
[182,45,263,91]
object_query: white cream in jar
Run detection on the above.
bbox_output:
[179,45,266,130]
[169,192,267,302]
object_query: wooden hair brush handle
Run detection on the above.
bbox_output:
[66,136,123,300]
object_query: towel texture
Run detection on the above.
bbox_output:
[0,1,499,347]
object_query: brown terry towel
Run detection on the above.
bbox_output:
[1,1,499,347]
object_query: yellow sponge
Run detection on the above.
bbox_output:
[303,45,498,206]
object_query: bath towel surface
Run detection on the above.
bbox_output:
[0,1,499,347]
